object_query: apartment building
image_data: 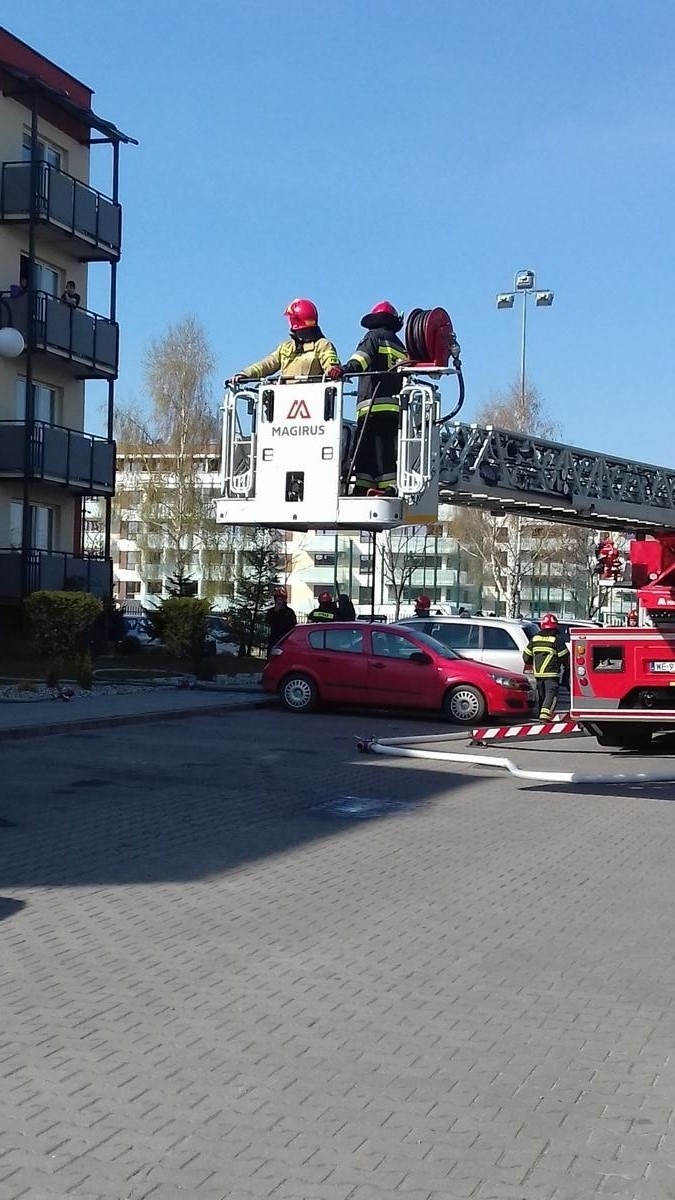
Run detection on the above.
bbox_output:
[110,446,236,609]
[0,27,134,615]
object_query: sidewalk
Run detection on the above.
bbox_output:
[0,685,267,739]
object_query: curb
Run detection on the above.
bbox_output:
[0,696,270,741]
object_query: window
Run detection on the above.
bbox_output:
[428,622,480,651]
[10,501,57,551]
[144,550,162,566]
[146,581,163,596]
[359,556,372,573]
[482,626,517,651]
[22,132,63,169]
[125,582,141,598]
[9,501,23,550]
[15,379,60,424]
[20,254,60,297]
[314,553,335,567]
[308,628,364,654]
[371,631,418,660]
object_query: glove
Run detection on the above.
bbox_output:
[227,374,246,388]
[327,365,343,381]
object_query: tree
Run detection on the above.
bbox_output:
[114,316,236,602]
[379,528,424,619]
[451,382,583,616]
[230,528,283,655]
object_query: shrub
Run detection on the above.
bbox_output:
[74,651,93,690]
[118,635,142,656]
[161,597,211,663]
[24,591,103,683]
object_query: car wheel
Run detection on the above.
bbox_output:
[443,684,486,724]
[280,673,318,713]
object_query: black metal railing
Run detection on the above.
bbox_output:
[7,290,119,377]
[0,549,112,601]
[0,420,115,492]
[0,161,121,258]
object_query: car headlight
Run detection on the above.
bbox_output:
[488,672,522,689]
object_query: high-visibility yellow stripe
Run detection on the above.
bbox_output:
[352,353,369,369]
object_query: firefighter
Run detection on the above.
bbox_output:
[264,586,297,656]
[414,594,431,618]
[309,591,337,622]
[337,594,356,620]
[627,609,639,627]
[522,613,570,720]
[232,299,341,383]
[342,301,408,495]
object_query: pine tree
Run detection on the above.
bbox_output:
[230,529,282,655]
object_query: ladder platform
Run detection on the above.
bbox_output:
[216,494,404,531]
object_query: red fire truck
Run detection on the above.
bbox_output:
[570,532,675,751]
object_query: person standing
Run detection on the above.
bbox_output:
[264,587,297,656]
[342,301,408,495]
[308,592,337,622]
[337,594,356,620]
[61,280,81,308]
[414,595,431,618]
[232,298,341,383]
[522,613,569,720]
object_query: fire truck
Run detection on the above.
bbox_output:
[216,305,675,752]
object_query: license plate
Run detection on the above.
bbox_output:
[649,660,675,673]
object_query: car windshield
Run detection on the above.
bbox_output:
[393,627,459,661]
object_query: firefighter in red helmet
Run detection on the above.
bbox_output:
[522,613,569,720]
[232,298,341,383]
[308,591,337,622]
[264,585,297,656]
[414,594,431,618]
[342,301,408,495]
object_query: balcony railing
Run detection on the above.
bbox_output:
[0,550,112,601]
[7,291,119,378]
[0,421,115,493]
[0,161,121,260]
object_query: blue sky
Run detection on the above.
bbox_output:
[8,1,675,463]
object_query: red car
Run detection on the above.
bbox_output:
[262,621,536,723]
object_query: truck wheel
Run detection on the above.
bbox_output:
[593,723,653,752]
[280,673,318,713]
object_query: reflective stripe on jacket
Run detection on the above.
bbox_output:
[308,608,336,622]
[240,335,339,381]
[343,328,408,415]
[522,632,569,678]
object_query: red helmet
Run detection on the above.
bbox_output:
[416,594,431,608]
[540,612,558,631]
[627,609,639,625]
[361,300,403,331]
[284,298,318,330]
[273,586,287,600]
[318,591,332,604]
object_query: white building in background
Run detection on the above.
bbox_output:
[107,446,234,610]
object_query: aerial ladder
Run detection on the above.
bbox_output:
[216,305,675,751]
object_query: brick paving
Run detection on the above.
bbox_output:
[1,709,675,1198]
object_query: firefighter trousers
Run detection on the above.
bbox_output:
[353,410,399,493]
[536,677,559,720]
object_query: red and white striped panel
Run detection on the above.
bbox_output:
[470,717,582,743]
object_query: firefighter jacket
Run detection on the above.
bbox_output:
[265,603,297,650]
[308,605,336,622]
[522,631,569,679]
[239,327,339,381]
[343,326,408,417]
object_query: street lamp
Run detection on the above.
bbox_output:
[496,269,554,403]
[0,293,25,358]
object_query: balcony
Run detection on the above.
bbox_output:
[0,161,121,262]
[0,550,112,601]
[8,291,119,379]
[0,421,115,494]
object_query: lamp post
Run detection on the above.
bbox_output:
[0,293,26,359]
[496,269,554,404]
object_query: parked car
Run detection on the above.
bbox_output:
[262,621,536,722]
[205,616,239,657]
[398,615,539,676]
[119,614,160,651]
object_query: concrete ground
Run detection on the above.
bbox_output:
[1,706,675,1200]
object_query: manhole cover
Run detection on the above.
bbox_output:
[315,794,422,820]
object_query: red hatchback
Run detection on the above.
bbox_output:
[262,621,536,723]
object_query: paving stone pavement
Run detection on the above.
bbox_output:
[1,709,675,1199]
